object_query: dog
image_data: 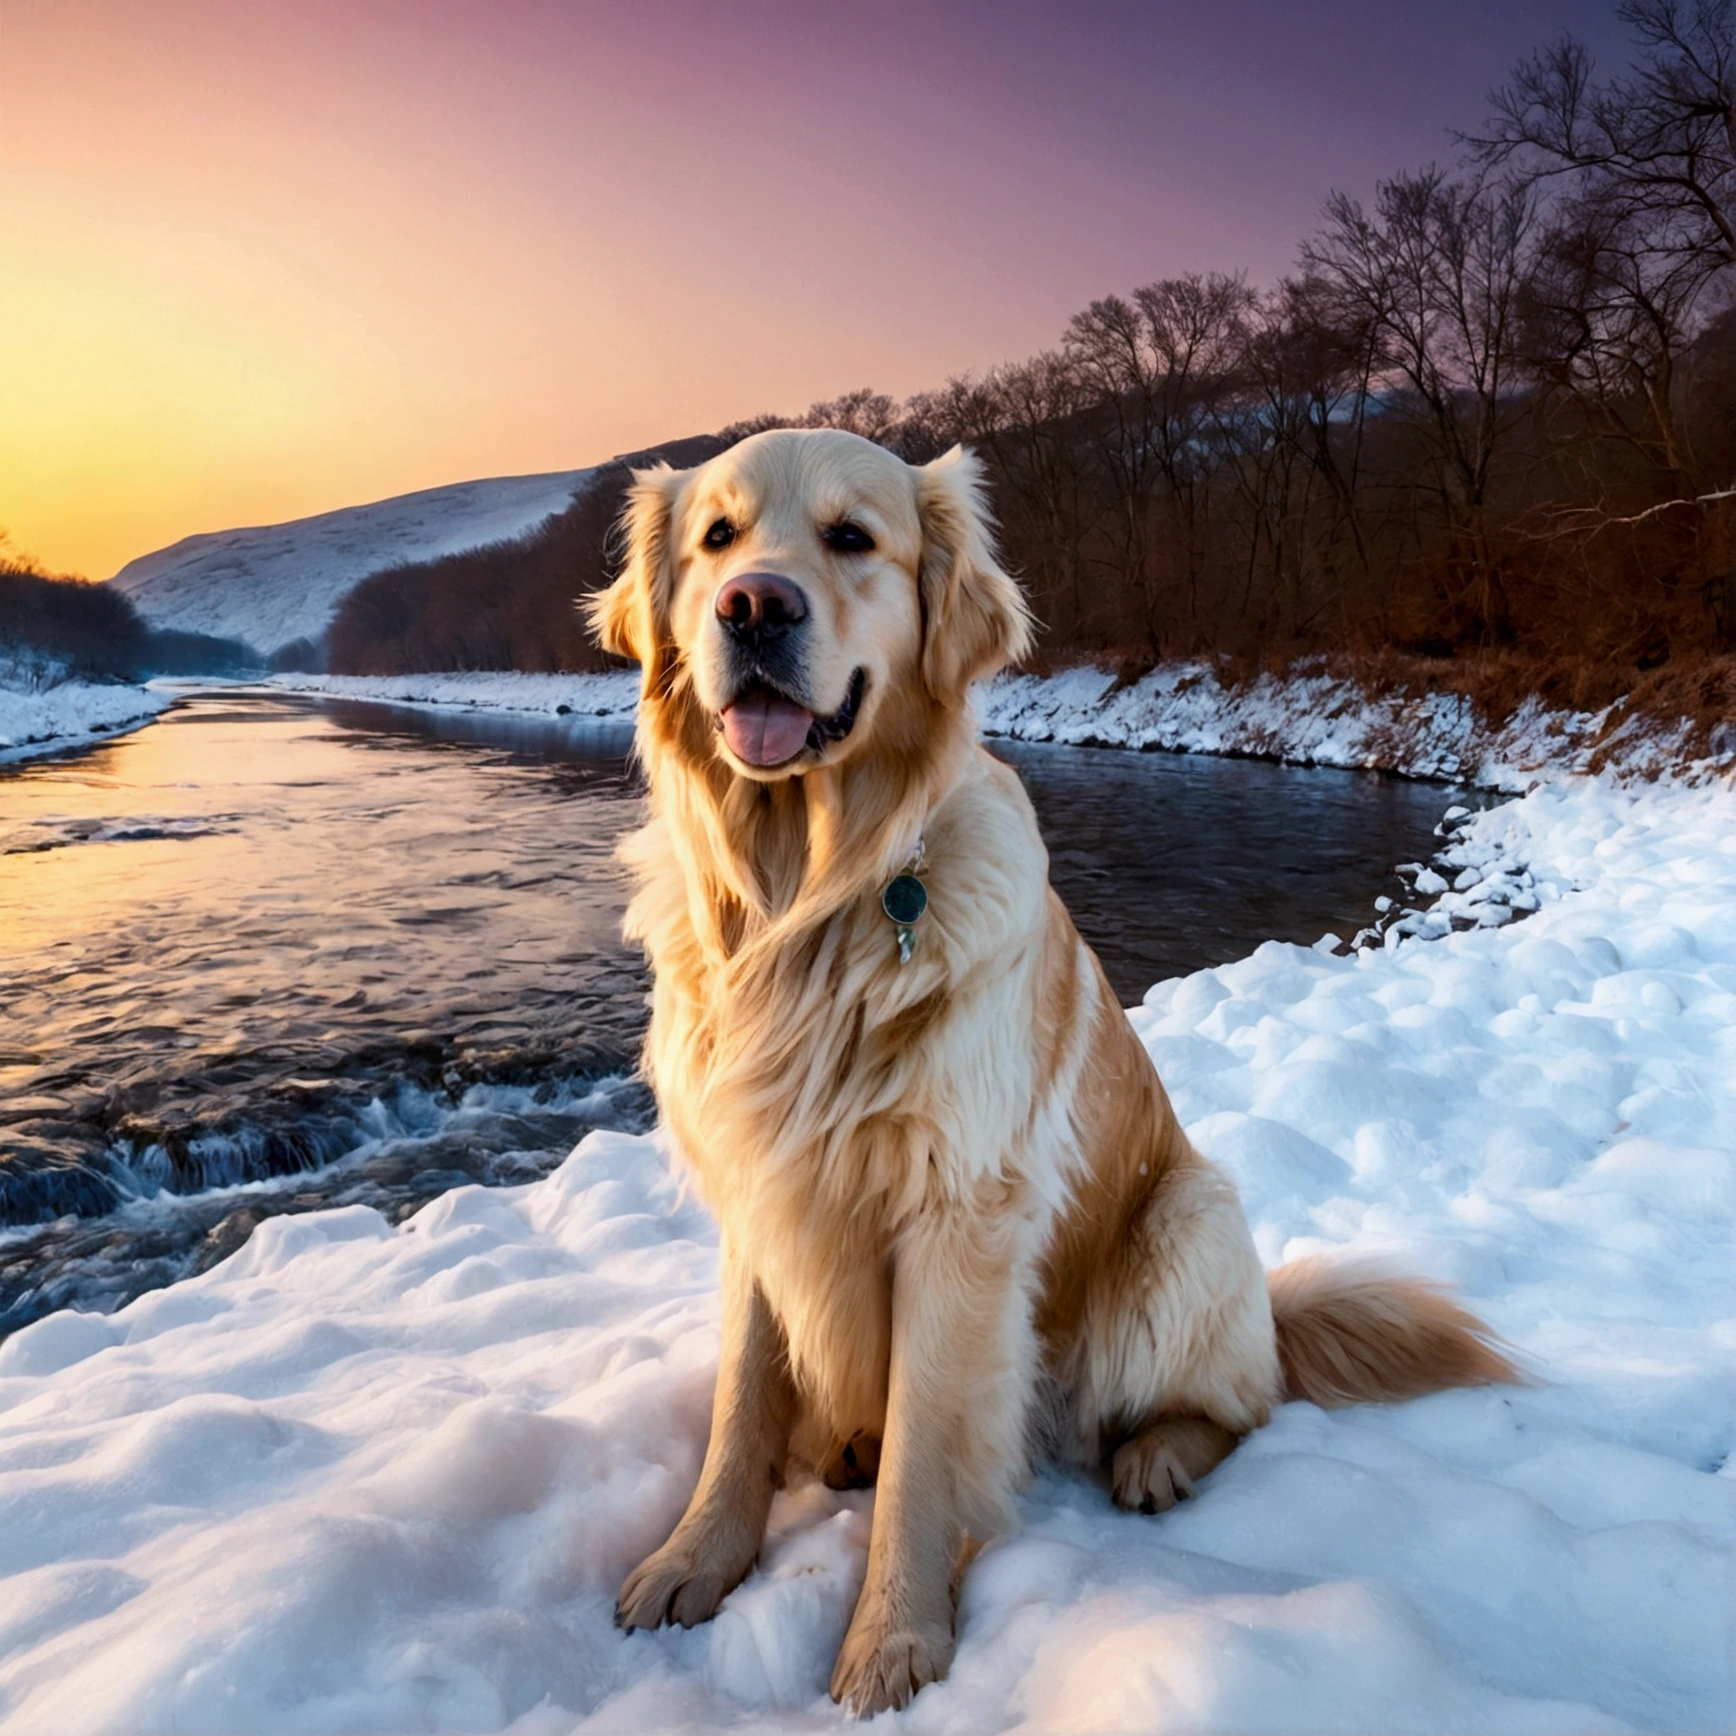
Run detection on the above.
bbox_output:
[590,428,1516,1715]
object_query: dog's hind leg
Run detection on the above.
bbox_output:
[1063,1157,1281,1500]
[1111,1416,1238,1513]
[617,1237,796,1630]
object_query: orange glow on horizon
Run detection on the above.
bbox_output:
[3,1,1608,581]
[3,4,1115,578]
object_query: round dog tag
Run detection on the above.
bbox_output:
[882,873,927,965]
[881,874,928,927]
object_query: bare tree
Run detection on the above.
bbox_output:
[1472,0,1736,642]
[1220,278,1382,641]
[943,354,1105,640]
[1305,169,1539,643]
[1064,273,1254,647]
[1478,0,1735,478]
[1468,0,1735,269]
[799,389,902,445]
[1519,192,1720,484]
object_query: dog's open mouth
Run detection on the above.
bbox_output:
[720,669,866,768]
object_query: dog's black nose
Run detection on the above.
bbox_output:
[715,573,809,641]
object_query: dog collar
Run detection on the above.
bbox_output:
[881,837,927,966]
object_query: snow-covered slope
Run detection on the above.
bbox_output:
[0,776,1729,1733]
[108,470,594,659]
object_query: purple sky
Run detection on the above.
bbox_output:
[7,0,1633,575]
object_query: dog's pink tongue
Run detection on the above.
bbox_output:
[722,690,812,766]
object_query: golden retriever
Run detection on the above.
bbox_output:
[590,428,1516,1715]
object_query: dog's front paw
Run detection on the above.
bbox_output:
[616,1526,755,1630]
[829,1617,953,1717]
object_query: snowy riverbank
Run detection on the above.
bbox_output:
[0,657,172,766]
[262,661,1736,790]
[980,662,1736,791]
[262,668,642,720]
[0,774,1729,1732]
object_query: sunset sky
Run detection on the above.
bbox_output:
[5,0,1626,581]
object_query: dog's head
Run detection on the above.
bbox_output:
[590,429,1031,781]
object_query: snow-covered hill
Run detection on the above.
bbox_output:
[108,470,594,660]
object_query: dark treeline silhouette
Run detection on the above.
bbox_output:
[329,2,1733,728]
[326,435,726,675]
[0,560,254,683]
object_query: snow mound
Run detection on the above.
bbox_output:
[109,470,594,659]
[0,654,170,766]
[0,779,1730,1732]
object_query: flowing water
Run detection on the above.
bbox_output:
[0,691,1473,1331]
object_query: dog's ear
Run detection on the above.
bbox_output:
[587,465,684,681]
[915,446,1034,703]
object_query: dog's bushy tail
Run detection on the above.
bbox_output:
[1267,1257,1521,1407]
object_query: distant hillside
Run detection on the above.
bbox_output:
[109,469,593,666]
[325,435,726,676]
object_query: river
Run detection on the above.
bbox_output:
[0,691,1474,1331]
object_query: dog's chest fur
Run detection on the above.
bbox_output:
[624,755,1078,1431]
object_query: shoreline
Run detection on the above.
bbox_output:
[10,660,1729,792]
[0,678,173,768]
[978,661,1736,791]
[262,663,1736,790]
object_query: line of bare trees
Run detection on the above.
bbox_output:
[326,435,726,676]
[323,3,1732,689]
[727,1,1735,672]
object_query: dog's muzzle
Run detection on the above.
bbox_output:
[712,573,865,769]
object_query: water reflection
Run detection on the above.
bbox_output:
[0,695,650,1327]
[992,739,1486,1004]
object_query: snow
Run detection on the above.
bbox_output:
[979,662,1736,791]
[0,776,1730,1733]
[0,653,171,767]
[108,470,595,659]
[262,669,642,720]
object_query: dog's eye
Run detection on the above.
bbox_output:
[822,521,874,554]
[703,518,736,551]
